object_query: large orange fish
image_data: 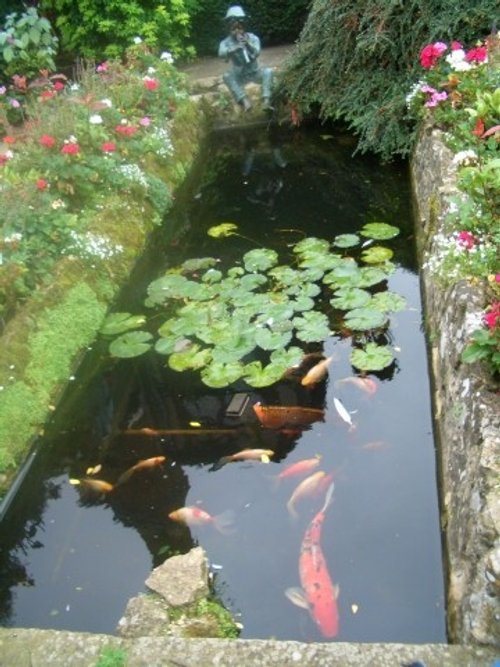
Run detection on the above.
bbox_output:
[286,470,332,519]
[335,376,378,396]
[253,403,324,430]
[116,455,166,486]
[69,478,114,494]
[168,506,235,534]
[273,456,322,484]
[286,482,339,638]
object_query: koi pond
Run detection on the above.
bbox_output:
[0,124,446,642]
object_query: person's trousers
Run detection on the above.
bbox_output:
[223,67,273,103]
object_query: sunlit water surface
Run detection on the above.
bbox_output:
[0,126,446,642]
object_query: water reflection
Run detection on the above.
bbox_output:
[0,125,445,641]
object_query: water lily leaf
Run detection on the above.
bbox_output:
[201,361,244,388]
[293,311,331,342]
[109,331,153,358]
[181,257,218,272]
[350,343,394,371]
[358,266,388,287]
[240,273,268,290]
[202,268,223,283]
[344,308,388,331]
[243,361,286,387]
[370,291,407,312]
[285,281,321,298]
[361,245,394,264]
[155,336,191,355]
[228,266,245,278]
[147,274,208,304]
[169,346,211,371]
[100,312,146,336]
[243,248,279,272]
[270,346,304,368]
[255,326,292,350]
[254,302,295,324]
[334,233,360,248]
[207,222,238,237]
[290,295,316,312]
[298,252,342,272]
[323,260,361,288]
[329,288,372,310]
[360,222,400,240]
[293,237,330,256]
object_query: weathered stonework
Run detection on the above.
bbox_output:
[411,124,500,646]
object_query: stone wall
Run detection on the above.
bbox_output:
[411,125,500,646]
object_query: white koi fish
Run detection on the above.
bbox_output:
[333,397,355,429]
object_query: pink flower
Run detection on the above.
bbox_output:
[61,143,80,155]
[451,41,463,50]
[101,141,117,152]
[96,61,109,73]
[9,98,20,108]
[3,135,16,144]
[36,178,49,190]
[139,116,151,127]
[465,46,487,63]
[115,124,138,137]
[457,230,477,250]
[53,81,65,91]
[483,303,500,330]
[39,134,56,148]
[420,41,448,69]
[425,90,448,108]
[143,78,159,91]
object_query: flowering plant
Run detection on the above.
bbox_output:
[462,293,500,376]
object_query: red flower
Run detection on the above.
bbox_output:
[144,78,159,91]
[465,46,487,63]
[483,303,500,330]
[39,134,56,148]
[3,135,16,144]
[472,118,485,137]
[61,143,80,155]
[36,178,49,190]
[115,125,138,137]
[40,90,55,100]
[53,81,65,91]
[457,231,477,250]
[419,42,447,69]
[101,141,117,152]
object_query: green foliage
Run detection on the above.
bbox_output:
[108,224,402,385]
[279,0,498,161]
[462,300,500,376]
[94,646,127,667]
[39,0,195,60]
[0,7,58,79]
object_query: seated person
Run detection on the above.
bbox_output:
[218,5,273,112]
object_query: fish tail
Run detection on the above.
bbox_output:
[115,469,134,486]
[321,481,335,513]
[286,500,299,521]
[210,456,232,472]
[213,509,236,535]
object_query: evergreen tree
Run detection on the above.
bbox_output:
[278,0,497,161]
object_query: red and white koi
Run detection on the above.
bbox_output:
[333,397,355,429]
[301,356,334,387]
[168,506,235,534]
[116,455,166,486]
[274,456,322,484]
[286,470,332,519]
[285,481,339,637]
[335,375,378,396]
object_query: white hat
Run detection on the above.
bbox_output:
[224,5,246,20]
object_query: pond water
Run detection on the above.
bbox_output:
[0,125,446,643]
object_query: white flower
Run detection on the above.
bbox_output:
[70,83,80,92]
[89,114,103,124]
[445,49,472,72]
[51,199,66,210]
[160,51,174,64]
[147,67,156,75]
[452,150,478,167]
[64,231,124,259]
[100,98,113,108]
[133,36,142,44]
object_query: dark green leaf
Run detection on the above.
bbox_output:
[109,331,153,358]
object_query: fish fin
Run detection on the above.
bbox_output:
[210,456,230,472]
[261,454,270,463]
[214,509,236,535]
[334,584,340,599]
[285,587,309,610]
[115,469,134,486]
[286,501,299,521]
[68,478,81,485]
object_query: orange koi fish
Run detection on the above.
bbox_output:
[69,478,114,494]
[286,470,332,519]
[273,456,322,484]
[301,356,334,387]
[253,403,324,429]
[116,455,166,486]
[168,506,235,534]
[212,448,274,471]
[286,482,339,637]
[335,376,378,396]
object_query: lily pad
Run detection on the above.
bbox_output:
[243,361,287,387]
[361,245,394,264]
[207,222,238,238]
[201,361,244,388]
[323,260,361,288]
[100,312,146,336]
[329,288,372,310]
[293,237,330,256]
[344,308,388,331]
[293,311,331,342]
[243,248,279,272]
[333,233,360,248]
[168,346,211,372]
[270,346,304,368]
[370,291,407,312]
[358,266,389,287]
[202,268,223,283]
[350,343,394,371]
[147,274,208,304]
[360,222,400,240]
[255,326,292,350]
[109,331,153,358]
[181,257,218,272]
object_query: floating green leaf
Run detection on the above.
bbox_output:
[255,326,292,350]
[243,248,279,272]
[202,268,223,283]
[181,257,218,272]
[293,311,331,341]
[350,343,394,371]
[147,274,209,304]
[207,222,238,238]
[100,312,146,336]
[201,361,244,388]
[293,237,330,256]
[109,331,153,358]
[323,260,361,288]
[243,361,287,387]
[360,222,400,240]
[344,308,388,331]
[169,346,211,371]
[370,291,407,312]
[358,266,389,287]
[361,245,394,264]
[334,233,360,248]
[270,346,304,368]
[329,288,372,310]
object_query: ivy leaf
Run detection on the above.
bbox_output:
[360,222,400,240]
[350,343,394,371]
[100,312,146,336]
[243,248,279,272]
[361,245,394,264]
[109,331,152,358]
[329,288,372,310]
[207,222,238,237]
[333,233,360,248]
[344,308,388,331]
